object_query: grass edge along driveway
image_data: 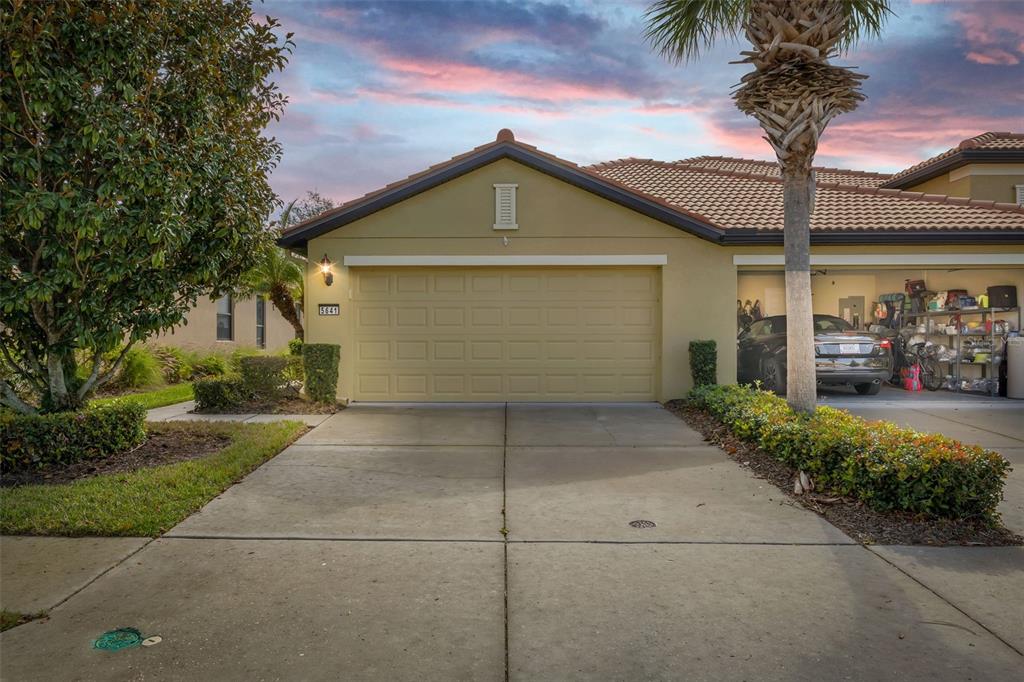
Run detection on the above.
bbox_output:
[90,383,194,410]
[0,420,306,537]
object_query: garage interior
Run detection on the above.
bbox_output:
[737,265,1024,398]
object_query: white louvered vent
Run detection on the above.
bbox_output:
[1016,184,1024,206]
[493,183,518,230]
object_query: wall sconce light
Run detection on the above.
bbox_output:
[319,254,334,286]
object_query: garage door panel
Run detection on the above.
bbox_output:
[351,267,659,401]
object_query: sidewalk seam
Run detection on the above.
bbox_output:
[43,538,155,614]
[864,546,1023,657]
[502,401,510,682]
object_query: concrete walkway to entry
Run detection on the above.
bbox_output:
[1,403,1021,680]
[145,400,333,426]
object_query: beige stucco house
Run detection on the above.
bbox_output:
[279,130,1024,403]
[148,293,296,353]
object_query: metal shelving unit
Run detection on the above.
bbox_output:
[904,307,1021,397]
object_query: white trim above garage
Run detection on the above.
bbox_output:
[733,253,1024,267]
[343,254,669,267]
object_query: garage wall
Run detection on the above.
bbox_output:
[304,158,738,401]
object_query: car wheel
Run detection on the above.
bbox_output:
[855,382,881,395]
[761,358,787,395]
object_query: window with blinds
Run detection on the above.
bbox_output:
[493,183,518,230]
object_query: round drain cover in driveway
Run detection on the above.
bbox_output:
[628,519,656,529]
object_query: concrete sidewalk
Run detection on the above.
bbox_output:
[2,403,1021,680]
[146,400,332,426]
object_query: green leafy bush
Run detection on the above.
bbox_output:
[688,340,717,387]
[288,338,304,356]
[115,347,164,388]
[688,384,1010,520]
[239,356,289,400]
[149,346,195,383]
[228,348,261,374]
[191,353,227,378]
[1,402,146,474]
[302,344,340,404]
[193,378,246,411]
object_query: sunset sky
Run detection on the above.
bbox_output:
[262,0,1024,206]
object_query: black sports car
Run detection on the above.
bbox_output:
[737,314,893,395]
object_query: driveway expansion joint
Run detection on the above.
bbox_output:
[864,545,1024,657]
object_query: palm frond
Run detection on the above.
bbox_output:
[834,0,894,53]
[644,0,750,64]
[644,0,892,62]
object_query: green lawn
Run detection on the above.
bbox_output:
[90,383,194,410]
[0,421,305,537]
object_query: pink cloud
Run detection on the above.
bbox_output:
[952,4,1024,65]
[966,49,1020,65]
[375,55,635,105]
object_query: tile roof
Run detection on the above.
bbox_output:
[589,158,1024,234]
[883,132,1024,187]
[673,156,892,188]
[280,129,1024,248]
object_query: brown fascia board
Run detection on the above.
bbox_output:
[880,149,1024,190]
[276,142,726,249]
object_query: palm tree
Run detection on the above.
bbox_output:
[243,199,305,338]
[645,0,890,412]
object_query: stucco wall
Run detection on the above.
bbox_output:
[907,173,970,198]
[148,295,296,352]
[906,164,1024,203]
[304,158,739,401]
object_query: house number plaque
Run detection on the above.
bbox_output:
[318,304,340,316]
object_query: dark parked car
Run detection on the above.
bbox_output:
[737,315,893,395]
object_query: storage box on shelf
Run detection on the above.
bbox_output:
[903,307,1021,397]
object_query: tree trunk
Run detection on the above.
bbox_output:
[269,283,304,339]
[782,171,817,413]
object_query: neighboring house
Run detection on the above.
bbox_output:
[147,294,296,352]
[879,132,1024,204]
[278,129,1024,403]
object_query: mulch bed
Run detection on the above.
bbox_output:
[664,400,1023,547]
[1,423,232,488]
[194,395,344,415]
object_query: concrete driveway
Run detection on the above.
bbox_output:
[2,403,1022,680]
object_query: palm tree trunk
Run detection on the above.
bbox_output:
[269,283,304,339]
[782,170,817,413]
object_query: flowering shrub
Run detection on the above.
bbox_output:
[689,384,1010,520]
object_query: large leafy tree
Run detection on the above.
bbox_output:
[1,0,293,413]
[646,0,890,412]
[241,192,335,339]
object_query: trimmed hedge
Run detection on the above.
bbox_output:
[0,401,146,474]
[239,356,289,400]
[689,384,1010,520]
[302,344,340,404]
[689,340,717,387]
[193,378,246,411]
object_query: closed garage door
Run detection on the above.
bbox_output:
[350,267,660,401]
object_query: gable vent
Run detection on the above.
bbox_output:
[1016,184,1024,206]
[493,183,518,230]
